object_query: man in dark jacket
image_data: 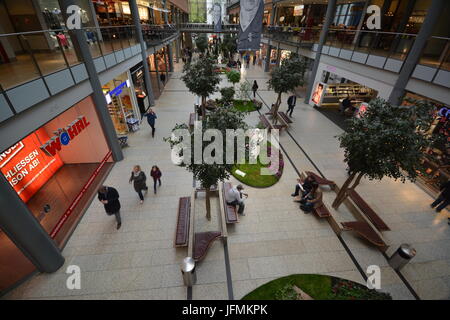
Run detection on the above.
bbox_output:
[287,94,297,117]
[98,186,121,229]
[144,108,157,137]
[431,180,450,213]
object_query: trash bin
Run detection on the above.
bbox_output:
[181,257,196,287]
[388,244,416,271]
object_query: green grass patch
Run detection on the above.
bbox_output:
[233,100,258,112]
[242,274,392,300]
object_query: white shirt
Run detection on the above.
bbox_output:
[227,187,242,203]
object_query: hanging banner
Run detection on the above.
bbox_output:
[238,0,264,51]
[213,3,222,33]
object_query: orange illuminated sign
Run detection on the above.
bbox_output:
[1,128,63,203]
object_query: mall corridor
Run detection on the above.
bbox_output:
[3,59,449,300]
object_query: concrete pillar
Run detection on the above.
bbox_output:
[264,43,272,72]
[0,174,64,273]
[60,0,123,161]
[129,0,155,106]
[162,0,173,72]
[388,0,446,105]
[304,0,337,104]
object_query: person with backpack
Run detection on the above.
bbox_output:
[252,80,259,98]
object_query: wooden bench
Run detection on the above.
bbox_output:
[189,113,196,130]
[193,231,222,261]
[174,197,191,247]
[278,111,293,124]
[313,204,331,218]
[347,189,390,231]
[341,221,387,247]
[222,182,239,224]
[259,114,285,131]
[305,171,336,188]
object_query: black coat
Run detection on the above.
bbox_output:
[440,181,450,200]
[98,187,121,214]
[129,171,147,192]
[288,95,297,106]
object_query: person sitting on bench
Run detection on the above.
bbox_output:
[292,175,316,198]
[299,182,323,213]
[226,184,248,216]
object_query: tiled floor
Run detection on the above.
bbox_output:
[3,59,450,300]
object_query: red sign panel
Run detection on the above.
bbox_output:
[0,128,64,203]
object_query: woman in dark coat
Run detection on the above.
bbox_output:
[252,80,258,98]
[98,185,122,229]
[129,165,148,203]
[150,165,162,194]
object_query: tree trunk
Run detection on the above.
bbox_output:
[272,92,282,123]
[205,186,211,220]
[332,172,356,209]
[201,96,206,119]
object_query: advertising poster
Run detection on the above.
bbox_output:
[311,82,326,106]
[213,2,222,33]
[238,0,264,51]
[0,128,63,203]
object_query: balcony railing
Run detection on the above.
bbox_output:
[178,23,240,32]
[0,25,180,93]
[264,26,450,73]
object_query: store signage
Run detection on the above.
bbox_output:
[294,5,304,16]
[104,80,130,103]
[40,116,90,157]
[1,128,64,203]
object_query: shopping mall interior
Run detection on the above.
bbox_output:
[0,0,449,302]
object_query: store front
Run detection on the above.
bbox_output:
[402,92,450,195]
[147,47,169,99]
[0,96,113,291]
[130,62,149,118]
[102,71,141,135]
[311,70,378,129]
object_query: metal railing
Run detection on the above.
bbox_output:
[263,26,450,72]
[178,23,240,32]
[0,25,181,91]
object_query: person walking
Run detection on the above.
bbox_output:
[226,184,248,216]
[150,165,162,194]
[144,108,157,137]
[287,93,297,117]
[252,80,259,98]
[129,165,148,204]
[245,55,250,68]
[252,54,257,66]
[431,180,450,213]
[98,185,122,229]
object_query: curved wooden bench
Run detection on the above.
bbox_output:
[193,231,222,261]
[305,171,336,187]
[174,197,190,247]
[347,189,390,231]
[278,111,293,124]
[222,182,239,224]
[313,204,331,218]
[341,221,386,247]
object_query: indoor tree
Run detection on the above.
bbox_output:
[181,57,221,118]
[267,55,307,120]
[195,34,208,54]
[226,69,241,88]
[332,97,436,209]
[165,106,248,219]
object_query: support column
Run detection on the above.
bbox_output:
[304,0,337,104]
[163,0,174,72]
[60,0,123,161]
[388,0,446,105]
[264,3,277,72]
[352,0,370,46]
[0,174,64,273]
[129,0,155,106]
